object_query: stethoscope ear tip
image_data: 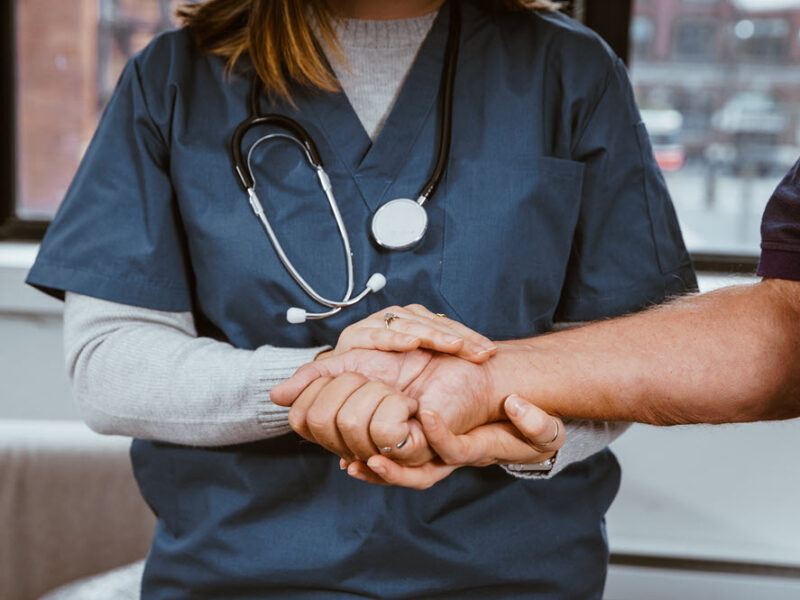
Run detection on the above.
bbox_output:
[286,307,308,324]
[367,273,387,293]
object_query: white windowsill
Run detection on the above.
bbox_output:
[0,242,63,315]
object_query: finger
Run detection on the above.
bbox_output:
[418,408,482,465]
[336,380,395,460]
[271,353,357,406]
[504,395,566,452]
[346,461,390,486]
[287,377,332,442]
[403,304,497,362]
[305,373,369,461]
[378,418,435,467]
[335,326,424,355]
[381,320,470,356]
[369,392,419,454]
[361,305,488,359]
[342,309,467,354]
[271,361,328,406]
[365,455,458,490]
[421,409,556,466]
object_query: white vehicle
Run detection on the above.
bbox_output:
[641,108,685,172]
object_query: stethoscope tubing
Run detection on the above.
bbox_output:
[230,0,461,321]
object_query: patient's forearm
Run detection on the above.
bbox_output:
[491,279,800,425]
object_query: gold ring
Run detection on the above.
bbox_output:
[542,419,560,447]
[384,312,399,329]
[432,313,447,320]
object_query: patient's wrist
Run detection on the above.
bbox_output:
[485,342,534,419]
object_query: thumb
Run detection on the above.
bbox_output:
[503,395,565,452]
[270,355,348,406]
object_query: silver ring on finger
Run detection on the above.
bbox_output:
[379,434,410,453]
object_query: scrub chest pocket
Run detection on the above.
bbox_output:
[440,156,585,339]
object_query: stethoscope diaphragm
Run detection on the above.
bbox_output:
[371,198,429,251]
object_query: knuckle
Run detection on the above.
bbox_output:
[369,420,394,440]
[341,371,367,386]
[287,409,305,432]
[304,410,329,433]
[440,453,461,466]
[335,411,361,435]
[404,303,425,312]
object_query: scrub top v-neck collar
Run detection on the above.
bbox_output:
[295,2,454,212]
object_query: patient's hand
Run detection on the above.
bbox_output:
[350,398,564,489]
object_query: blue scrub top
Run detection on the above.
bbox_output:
[28,2,696,598]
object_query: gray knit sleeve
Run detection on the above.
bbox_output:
[63,292,327,446]
[502,420,631,480]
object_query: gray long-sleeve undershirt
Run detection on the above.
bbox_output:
[62,12,628,475]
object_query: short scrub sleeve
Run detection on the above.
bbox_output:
[555,58,697,321]
[26,57,192,311]
[757,158,800,282]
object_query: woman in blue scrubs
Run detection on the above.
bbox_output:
[28,0,696,597]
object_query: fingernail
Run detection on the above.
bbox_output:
[402,335,419,345]
[339,458,348,470]
[419,409,438,430]
[370,463,386,476]
[347,463,360,476]
[444,335,462,345]
[475,344,499,356]
[505,394,527,418]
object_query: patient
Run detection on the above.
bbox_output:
[274,157,800,489]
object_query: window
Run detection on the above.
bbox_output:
[673,20,718,60]
[631,0,800,260]
[2,0,184,236]
[631,15,656,58]
[734,18,791,63]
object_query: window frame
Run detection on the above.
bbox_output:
[0,0,761,271]
[0,1,49,240]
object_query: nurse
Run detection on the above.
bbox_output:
[28,0,696,598]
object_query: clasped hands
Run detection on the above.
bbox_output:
[271,305,564,490]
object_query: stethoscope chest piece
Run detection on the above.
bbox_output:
[371,198,429,251]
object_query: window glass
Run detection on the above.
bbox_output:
[631,0,800,255]
[15,0,185,218]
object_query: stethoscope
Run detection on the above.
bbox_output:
[231,1,461,324]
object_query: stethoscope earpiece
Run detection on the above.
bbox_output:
[233,1,460,324]
[286,307,308,325]
[366,273,387,293]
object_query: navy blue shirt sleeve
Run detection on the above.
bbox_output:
[757,158,800,282]
[555,57,697,321]
[26,56,193,311]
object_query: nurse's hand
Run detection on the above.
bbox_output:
[346,399,565,489]
[272,348,500,463]
[323,305,497,364]
[279,369,436,466]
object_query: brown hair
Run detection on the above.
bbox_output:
[177,0,560,103]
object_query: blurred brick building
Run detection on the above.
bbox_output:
[16,0,176,216]
[630,0,800,158]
